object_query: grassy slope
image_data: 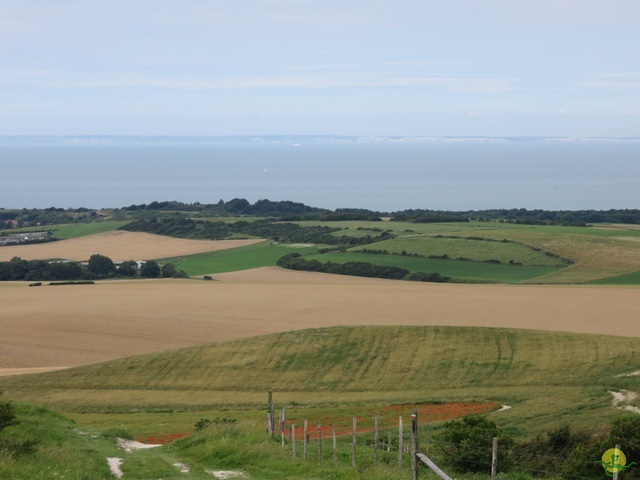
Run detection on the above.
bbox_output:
[156,241,321,276]
[0,402,114,480]
[3,326,640,437]
[5,325,640,479]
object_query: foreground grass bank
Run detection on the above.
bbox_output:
[2,326,639,437]
[3,325,640,478]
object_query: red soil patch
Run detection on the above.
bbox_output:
[285,401,499,439]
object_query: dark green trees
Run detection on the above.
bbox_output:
[140,260,161,278]
[87,254,116,278]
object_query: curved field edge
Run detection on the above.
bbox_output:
[351,235,568,267]
[3,325,640,438]
[301,252,562,283]
[589,270,640,285]
[155,241,321,275]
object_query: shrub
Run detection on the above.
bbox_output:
[437,415,513,473]
[0,400,17,433]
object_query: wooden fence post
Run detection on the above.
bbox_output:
[399,416,404,468]
[491,437,498,480]
[291,424,296,459]
[318,424,323,463]
[411,410,419,480]
[271,404,276,437]
[352,416,357,468]
[303,420,308,461]
[280,408,286,447]
[333,425,337,467]
[266,390,273,435]
[374,411,380,463]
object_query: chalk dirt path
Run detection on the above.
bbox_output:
[0,267,638,372]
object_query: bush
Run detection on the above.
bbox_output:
[0,400,17,433]
[437,415,513,473]
[514,424,591,477]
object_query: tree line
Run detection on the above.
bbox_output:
[121,218,395,246]
[0,255,186,281]
[4,200,640,229]
[276,253,448,283]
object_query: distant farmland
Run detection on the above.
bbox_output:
[0,231,262,262]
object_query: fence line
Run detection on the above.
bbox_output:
[265,397,625,480]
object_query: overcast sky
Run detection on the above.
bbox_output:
[2,0,639,136]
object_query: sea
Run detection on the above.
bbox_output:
[1,137,638,212]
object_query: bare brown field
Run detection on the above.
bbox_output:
[0,231,262,262]
[1,267,639,371]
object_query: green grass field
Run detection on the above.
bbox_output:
[49,221,130,239]
[589,271,640,285]
[304,252,561,283]
[350,236,567,266]
[0,221,129,239]
[157,241,321,276]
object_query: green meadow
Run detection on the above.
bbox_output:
[304,252,561,283]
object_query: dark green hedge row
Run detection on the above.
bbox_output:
[276,253,448,283]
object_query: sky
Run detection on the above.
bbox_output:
[1,0,640,137]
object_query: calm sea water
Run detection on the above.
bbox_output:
[1,141,638,211]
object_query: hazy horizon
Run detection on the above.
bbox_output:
[2,141,638,212]
[1,1,639,137]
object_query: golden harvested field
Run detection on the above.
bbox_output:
[0,231,262,262]
[0,267,638,375]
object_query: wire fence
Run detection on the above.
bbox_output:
[266,400,629,479]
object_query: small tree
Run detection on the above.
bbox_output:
[87,254,116,277]
[161,263,177,278]
[117,260,138,277]
[438,415,513,473]
[140,260,161,278]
